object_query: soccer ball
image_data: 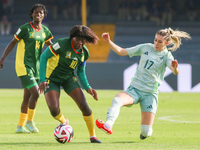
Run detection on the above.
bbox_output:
[54,124,74,144]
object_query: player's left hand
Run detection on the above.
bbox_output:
[88,88,98,101]
[171,59,178,68]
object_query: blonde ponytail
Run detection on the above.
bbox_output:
[156,28,191,52]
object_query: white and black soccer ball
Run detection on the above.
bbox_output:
[54,124,74,144]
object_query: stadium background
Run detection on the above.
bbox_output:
[0,0,200,92]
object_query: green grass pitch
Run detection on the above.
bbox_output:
[0,89,200,150]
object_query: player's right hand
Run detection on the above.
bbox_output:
[38,81,49,93]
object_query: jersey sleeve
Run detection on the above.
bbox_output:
[49,41,61,56]
[126,43,152,57]
[44,27,53,42]
[14,25,26,41]
[40,47,55,82]
[83,46,90,61]
[77,61,91,92]
[166,51,174,69]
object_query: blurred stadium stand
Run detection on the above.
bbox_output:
[0,0,200,63]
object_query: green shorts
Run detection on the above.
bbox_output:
[124,85,158,114]
[19,68,39,89]
[44,76,80,94]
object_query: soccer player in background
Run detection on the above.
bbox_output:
[0,4,53,133]
[38,25,102,143]
[96,28,191,139]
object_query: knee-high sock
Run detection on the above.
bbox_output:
[54,111,66,124]
[106,97,123,127]
[27,108,36,121]
[18,113,27,126]
[83,113,95,137]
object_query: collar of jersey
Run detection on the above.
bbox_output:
[30,22,42,32]
[71,39,83,54]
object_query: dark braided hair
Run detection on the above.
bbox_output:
[69,25,99,44]
[29,4,48,19]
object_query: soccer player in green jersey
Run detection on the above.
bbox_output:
[38,25,102,143]
[0,4,53,133]
[96,28,191,140]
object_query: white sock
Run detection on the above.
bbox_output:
[106,97,123,127]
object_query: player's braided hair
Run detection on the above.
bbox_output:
[29,4,48,19]
[69,25,99,44]
[156,28,191,51]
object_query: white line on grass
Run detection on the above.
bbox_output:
[158,115,200,123]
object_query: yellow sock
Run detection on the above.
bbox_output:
[27,108,36,121]
[83,113,96,137]
[54,111,66,124]
[18,113,27,126]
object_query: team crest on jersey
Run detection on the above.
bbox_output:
[73,76,77,82]
[81,56,85,62]
[160,56,164,60]
[42,33,46,38]
[66,51,71,58]
[29,32,34,38]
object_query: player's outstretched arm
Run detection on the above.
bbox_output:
[102,32,128,56]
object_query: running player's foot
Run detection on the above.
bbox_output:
[140,133,147,140]
[25,121,39,133]
[95,119,113,135]
[90,137,102,143]
[16,126,31,133]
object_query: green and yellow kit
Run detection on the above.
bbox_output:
[15,22,53,79]
[40,37,91,93]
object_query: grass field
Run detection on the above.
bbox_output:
[0,89,200,150]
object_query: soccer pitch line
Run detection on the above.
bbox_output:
[1,115,200,125]
[158,115,200,123]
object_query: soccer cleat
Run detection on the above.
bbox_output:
[90,137,102,143]
[25,121,39,133]
[95,119,113,135]
[140,133,147,140]
[16,126,31,133]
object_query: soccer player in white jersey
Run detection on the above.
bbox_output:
[96,28,191,139]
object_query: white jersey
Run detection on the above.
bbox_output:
[126,43,174,93]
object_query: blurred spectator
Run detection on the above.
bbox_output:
[118,0,131,20]
[129,0,148,21]
[161,1,173,26]
[98,0,109,14]
[185,0,198,21]
[129,0,142,21]
[45,0,59,20]
[62,0,80,20]
[0,14,12,35]
[148,2,162,26]
[2,0,14,13]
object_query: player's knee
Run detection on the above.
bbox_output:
[141,124,153,137]
[50,108,60,117]
[111,97,123,107]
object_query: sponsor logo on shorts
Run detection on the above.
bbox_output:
[147,105,152,109]
[30,77,35,80]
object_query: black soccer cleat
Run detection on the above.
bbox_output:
[140,133,147,140]
[90,137,102,143]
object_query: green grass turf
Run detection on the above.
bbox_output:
[0,89,200,150]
